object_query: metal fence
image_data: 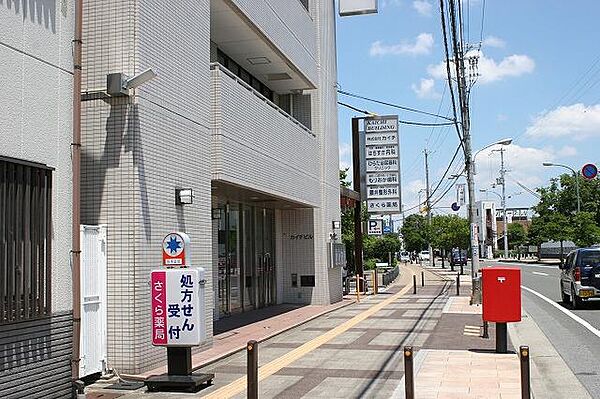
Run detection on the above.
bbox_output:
[382,265,399,286]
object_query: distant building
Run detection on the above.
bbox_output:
[475,201,497,259]
[495,208,533,248]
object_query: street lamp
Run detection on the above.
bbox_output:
[542,162,581,212]
[473,138,513,173]
[480,189,508,258]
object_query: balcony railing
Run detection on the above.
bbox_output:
[210,63,313,137]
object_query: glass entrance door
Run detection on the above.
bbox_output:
[217,203,276,318]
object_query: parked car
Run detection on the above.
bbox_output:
[418,250,430,262]
[559,248,600,309]
[450,249,467,267]
[399,251,410,263]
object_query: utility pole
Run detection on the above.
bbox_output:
[497,148,509,258]
[424,149,433,266]
[446,0,480,303]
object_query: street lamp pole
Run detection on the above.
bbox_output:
[492,148,509,258]
[542,162,581,213]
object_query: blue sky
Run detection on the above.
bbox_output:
[336,0,600,216]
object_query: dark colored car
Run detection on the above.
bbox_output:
[559,248,600,309]
[450,249,467,267]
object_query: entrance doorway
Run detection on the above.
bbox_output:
[217,203,276,318]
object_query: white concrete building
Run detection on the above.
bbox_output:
[475,200,498,259]
[81,0,342,374]
[0,2,74,397]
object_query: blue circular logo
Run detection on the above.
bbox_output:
[451,202,460,212]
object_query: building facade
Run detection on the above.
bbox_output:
[1,1,74,397]
[81,0,342,374]
[475,200,497,259]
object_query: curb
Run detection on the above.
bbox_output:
[508,308,592,399]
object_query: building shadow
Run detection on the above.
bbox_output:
[213,304,307,335]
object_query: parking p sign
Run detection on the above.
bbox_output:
[151,268,206,346]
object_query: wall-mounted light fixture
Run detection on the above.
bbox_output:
[211,208,221,220]
[332,220,341,229]
[175,188,194,205]
[107,68,157,96]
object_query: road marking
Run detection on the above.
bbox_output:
[521,285,600,340]
[203,280,417,398]
[532,271,549,276]
[463,325,481,336]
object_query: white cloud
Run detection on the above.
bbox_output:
[412,78,441,99]
[370,33,434,57]
[475,144,554,189]
[381,0,402,8]
[413,0,432,16]
[525,103,600,140]
[558,145,578,157]
[427,50,535,84]
[482,35,506,48]
[339,142,353,183]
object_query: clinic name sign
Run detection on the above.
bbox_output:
[362,116,401,215]
[151,269,202,346]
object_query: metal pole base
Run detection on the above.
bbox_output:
[144,347,214,393]
[496,322,508,353]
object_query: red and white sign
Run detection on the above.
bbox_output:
[151,268,205,346]
[162,232,191,267]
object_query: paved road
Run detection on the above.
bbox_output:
[489,260,600,397]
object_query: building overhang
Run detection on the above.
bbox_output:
[211,0,316,94]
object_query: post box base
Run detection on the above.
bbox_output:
[496,322,508,353]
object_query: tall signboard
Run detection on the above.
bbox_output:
[362,116,401,214]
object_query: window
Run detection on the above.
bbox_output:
[217,48,274,101]
[0,157,52,324]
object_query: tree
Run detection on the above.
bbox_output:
[572,212,600,248]
[429,215,470,253]
[531,173,600,250]
[340,168,351,188]
[401,214,428,253]
[506,223,527,250]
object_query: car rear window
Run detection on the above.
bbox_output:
[580,252,600,267]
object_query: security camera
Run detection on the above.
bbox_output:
[124,68,157,90]
[107,68,157,96]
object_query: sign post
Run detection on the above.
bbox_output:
[145,232,214,393]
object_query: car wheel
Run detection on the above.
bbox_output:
[571,284,583,310]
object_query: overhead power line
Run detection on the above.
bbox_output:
[338,102,457,127]
[438,0,464,145]
[338,90,456,122]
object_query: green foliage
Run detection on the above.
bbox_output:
[531,173,600,247]
[363,233,402,261]
[429,215,470,251]
[339,168,351,188]
[572,212,600,247]
[400,214,429,252]
[506,223,527,249]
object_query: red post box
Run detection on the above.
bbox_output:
[482,267,521,322]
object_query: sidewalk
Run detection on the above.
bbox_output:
[391,294,522,399]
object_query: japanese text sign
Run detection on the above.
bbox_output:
[151,268,205,346]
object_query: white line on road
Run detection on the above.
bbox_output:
[531,271,549,276]
[521,285,600,340]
